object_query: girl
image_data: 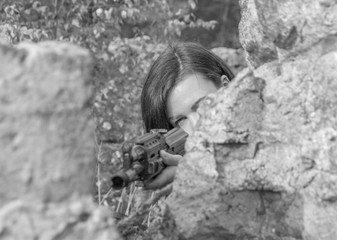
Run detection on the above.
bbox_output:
[141,41,234,189]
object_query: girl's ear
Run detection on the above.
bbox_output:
[220,75,230,86]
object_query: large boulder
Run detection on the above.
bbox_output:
[0,41,121,240]
[165,0,337,239]
[239,0,337,68]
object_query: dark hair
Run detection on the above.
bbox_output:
[141,41,234,132]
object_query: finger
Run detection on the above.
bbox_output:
[160,150,182,166]
[151,184,173,203]
[144,166,177,190]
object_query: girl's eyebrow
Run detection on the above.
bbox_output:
[191,97,206,112]
[168,97,206,122]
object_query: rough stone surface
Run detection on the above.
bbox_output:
[238,0,277,69]
[166,1,337,239]
[0,197,121,240]
[0,41,121,239]
[0,41,94,204]
[239,0,337,68]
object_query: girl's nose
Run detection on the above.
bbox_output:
[188,111,200,129]
[180,112,200,135]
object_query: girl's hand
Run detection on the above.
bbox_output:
[144,150,183,190]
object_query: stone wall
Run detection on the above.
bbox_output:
[165,0,337,239]
[0,42,121,240]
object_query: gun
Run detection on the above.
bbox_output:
[111,127,188,189]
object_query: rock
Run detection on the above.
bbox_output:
[238,0,277,69]
[166,1,337,239]
[0,41,94,204]
[0,197,122,240]
[0,41,121,239]
[239,0,337,68]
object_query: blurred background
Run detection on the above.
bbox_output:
[0,0,241,210]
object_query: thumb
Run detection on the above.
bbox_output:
[160,150,182,166]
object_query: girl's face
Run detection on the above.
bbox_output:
[166,73,219,135]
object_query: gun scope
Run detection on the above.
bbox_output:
[111,161,144,189]
[111,172,129,190]
[111,127,188,190]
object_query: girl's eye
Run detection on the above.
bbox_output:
[175,117,187,126]
[191,97,206,112]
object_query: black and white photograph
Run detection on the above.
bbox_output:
[1,0,337,239]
